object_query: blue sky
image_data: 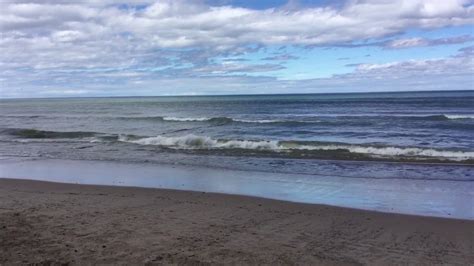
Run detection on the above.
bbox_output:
[0,0,473,97]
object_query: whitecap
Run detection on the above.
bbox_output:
[443,115,474,120]
[119,134,474,161]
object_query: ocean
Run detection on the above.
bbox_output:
[1,90,473,218]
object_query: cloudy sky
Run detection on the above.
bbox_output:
[1,0,473,97]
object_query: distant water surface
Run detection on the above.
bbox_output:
[1,90,473,165]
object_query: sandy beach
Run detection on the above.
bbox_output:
[2,0,474,265]
[0,178,472,265]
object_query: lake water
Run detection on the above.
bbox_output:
[1,91,473,218]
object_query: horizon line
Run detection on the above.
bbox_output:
[1,89,473,100]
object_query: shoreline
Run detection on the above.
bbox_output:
[1,178,472,264]
[1,158,472,219]
[1,177,472,222]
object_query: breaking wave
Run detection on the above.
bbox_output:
[443,115,474,120]
[403,114,474,121]
[4,114,472,124]
[118,116,311,124]
[113,114,474,124]
[4,128,473,163]
[119,134,280,150]
[2,128,119,142]
[315,114,474,121]
[119,134,474,162]
[3,128,97,139]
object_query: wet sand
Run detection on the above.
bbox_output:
[2,158,472,219]
[0,178,472,265]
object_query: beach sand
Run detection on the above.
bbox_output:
[0,178,472,265]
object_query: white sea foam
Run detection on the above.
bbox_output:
[159,114,474,123]
[444,115,474,120]
[162,117,210,122]
[161,116,310,124]
[120,134,280,150]
[233,119,287,123]
[119,134,474,161]
[297,144,474,160]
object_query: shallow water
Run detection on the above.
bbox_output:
[1,158,472,219]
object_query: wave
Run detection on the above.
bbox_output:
[3,128,98,139]
[118,116,313,125]
[5,114,472,124]
[119,134,281,150]
[310,114,474,121]
[0,115,44,119]
[383,114,474,121]
[443,115,474,120]
[232,118,304,124]
[164,116,236,124]
[117,116,232,123]
[163,116,212,122]
[119,134,474,162]
[1,128,122,143]
[406,114,474,121]
[4,128,473,163]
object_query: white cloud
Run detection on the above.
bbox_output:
[385,35,473,49]
[353,52,473,76]
[1,0,472,69]
[2,46,472,98]
[2,0,473,47]
[386,38,430,49]
[0,0,473,97]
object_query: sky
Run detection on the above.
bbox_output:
[0,0,473,98]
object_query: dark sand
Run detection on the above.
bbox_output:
[0,178,472,265]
